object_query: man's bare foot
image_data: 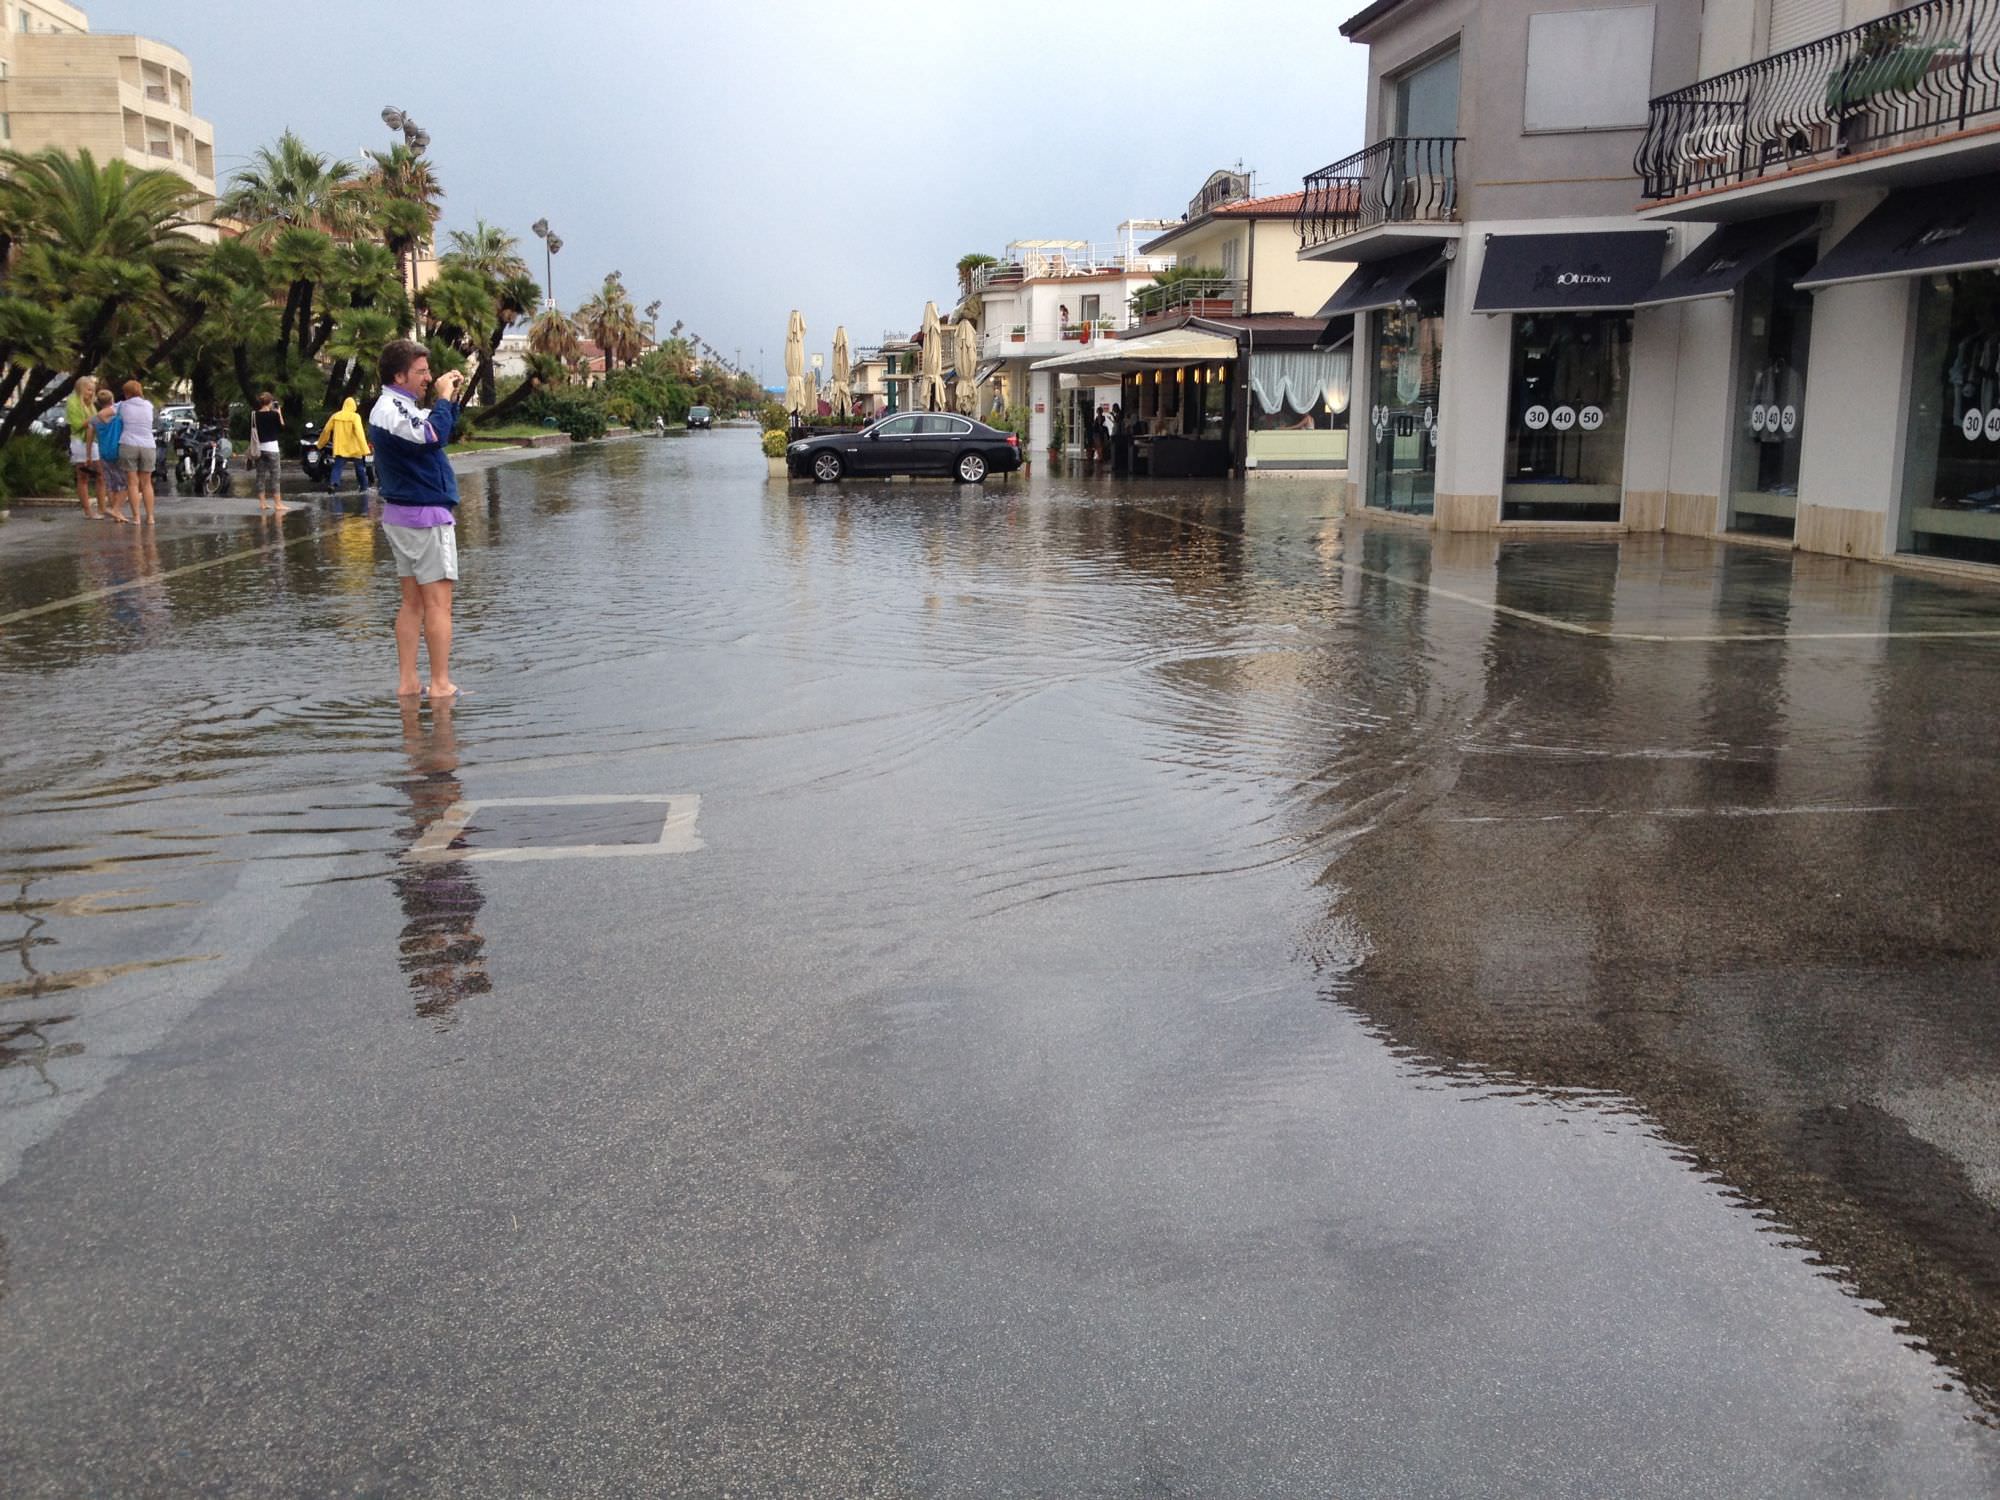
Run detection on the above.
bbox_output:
[397,681,423,698]
[272,501,291,514]
[425,681,461,700]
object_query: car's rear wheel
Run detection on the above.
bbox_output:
[957,452,988,484]
[812,451,843,483]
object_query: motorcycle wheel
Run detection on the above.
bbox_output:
[201,461,227,497]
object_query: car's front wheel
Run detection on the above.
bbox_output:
[812,451,843,483]
[957,452,988,484]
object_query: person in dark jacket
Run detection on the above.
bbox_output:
[369,339,466,699]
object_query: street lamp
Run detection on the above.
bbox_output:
[530,219,561,309]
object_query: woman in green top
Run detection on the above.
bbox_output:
[65,375,101,519]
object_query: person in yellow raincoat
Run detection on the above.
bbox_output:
[316,396,374,492]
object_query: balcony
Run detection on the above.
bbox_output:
[970,240,1174,292]
[1297,137,1461,261]
[984,314,1134,358]
[1127,277,1245,322]
[1635,0,2000,206]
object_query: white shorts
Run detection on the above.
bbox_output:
[70,438,93,466]
[383,521,458,584]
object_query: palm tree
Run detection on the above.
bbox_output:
[576,271,643,372]
[527,307,580,366]
[0,147,204,438]
[375,196,432,333]
[956,252,998,298]
[364,141,443,329]
[443,219,527,283]
[468,271,539,407]
[420,264,496,355]
[220,130,366,238]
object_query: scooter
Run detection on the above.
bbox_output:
[300,421,330,486]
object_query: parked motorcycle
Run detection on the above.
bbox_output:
[173,421,233,496]
[300,421,330,486]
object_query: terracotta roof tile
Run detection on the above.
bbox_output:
[1213,191,1307,216]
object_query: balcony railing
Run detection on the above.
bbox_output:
[1128,277,1245,321]
[1635,0,2000,200]
[984,315,1131,354]
[970,243,1175,291]
[1297,136,1461,252]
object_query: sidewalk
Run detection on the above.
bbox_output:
[0,441,580,561]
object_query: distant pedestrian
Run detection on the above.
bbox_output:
[316,396,374,492]
[369,339,467,700]
[116,379,158,525]
[93,388,129,522]
[251,392,287,513]
[66,376,100,518]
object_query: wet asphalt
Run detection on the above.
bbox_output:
[3,431,2000,1496]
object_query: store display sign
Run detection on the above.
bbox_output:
[1959,409,2000,441]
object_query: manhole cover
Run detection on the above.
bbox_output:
[406,794,702,864]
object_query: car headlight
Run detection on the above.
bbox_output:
[788,442,805,453]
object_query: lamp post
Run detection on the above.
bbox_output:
[530,219,562,310]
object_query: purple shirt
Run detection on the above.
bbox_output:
[381,502,455,529]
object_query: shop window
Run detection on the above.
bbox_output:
[1249,349,1351,431]
[1367,281,1445,515]
[1900,270,2000,566]
[1502,311,1632,522]
[1728,239,1816,538]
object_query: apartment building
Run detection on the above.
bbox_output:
[1302,0,2000,578]
[1300,0,1703,526]
[0,0,217,236]
[969,223,1177,455]
[1134,174,1359,470]
[1636,0,2000,569]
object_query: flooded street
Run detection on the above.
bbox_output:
[4,430,2000,1495]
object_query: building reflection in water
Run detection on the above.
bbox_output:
[389,699,490,1028]
[1303,526,2000,1415]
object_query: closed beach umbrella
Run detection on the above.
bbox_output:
[920,300,946,411]
[832,326,853,419]
[784,309,807,416]
[955,318,979,415]
[804,364,819,417]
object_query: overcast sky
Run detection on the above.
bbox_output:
[87,2,1371,385]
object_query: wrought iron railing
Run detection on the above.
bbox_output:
[1635,0,2000,199]
[1296,137,1461,252]
[1127,276,1246,320]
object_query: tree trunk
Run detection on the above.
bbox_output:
[296,280,317,363]
[321,358,348,414]
[232,344,261,408]
[276,281,304,363]
[465,374,539,428]
[0,365,59,444]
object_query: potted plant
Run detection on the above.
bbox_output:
[1009,324,1026,343]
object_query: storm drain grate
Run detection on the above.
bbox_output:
[406,794,703,865]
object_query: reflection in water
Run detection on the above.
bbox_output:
[1299,526,2000,1416]
[389,700,490,1028]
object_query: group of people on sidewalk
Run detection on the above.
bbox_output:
[64,382,379,521]
[64,377,160,524]
[60,343,468,701]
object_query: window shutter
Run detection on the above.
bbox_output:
[1768,0,1845,54]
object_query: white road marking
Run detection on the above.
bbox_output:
[405,793,704,864]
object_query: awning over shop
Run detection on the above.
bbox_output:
[1636,212,1820,306]
[1029,327,1238,379]
[1314,247,1448,319]
[1473,230,1670,313]
[1796,175,2000,290]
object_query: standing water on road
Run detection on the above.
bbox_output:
[3,430,2000,1496]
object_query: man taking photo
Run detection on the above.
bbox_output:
[370,340,467,700]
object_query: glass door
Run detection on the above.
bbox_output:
[1727,240,1816,538]
[1367,290,1443,515]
